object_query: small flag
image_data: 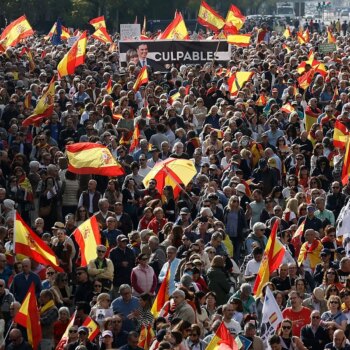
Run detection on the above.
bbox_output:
[283,26,291,38]
[333,120,349,149]
[133,66,149,92]
[227,33,251,47]
[106,78,112,94]
[138,324,155,350]
[89,16,107,30]
[82,316,100,340]
[224,4,245,32]
[228,71,254,96]
[56,312,76,350]
[197,1,225,32]
[91,27,113,44]
[151,265,170,317]
[159,13,189,40]
[14,283,42,350]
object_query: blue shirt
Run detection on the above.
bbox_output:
[10,272,42,303]
[111,296,139,331]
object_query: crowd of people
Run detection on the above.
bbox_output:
[1,16,350,350]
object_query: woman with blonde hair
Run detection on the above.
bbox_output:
[283,198,299,225]
[321,295,347,331]
[90,293,113,326]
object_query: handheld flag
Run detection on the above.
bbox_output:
[227,34,251,47]
[197,1,225,32]
[280,103,294,114]
[304,107,320,132]
[91,27,113,44]
[73,216,101,267]
[22,76,55,126]
[159,13,189,40]
[14,211,63,272]
[253,220,286,297]
[142,16,147,35]
[297,68,315,90]
[57,31,87,77]
[260,287,284,344]
[206,322,238,350]
[14,283,42,350]
[282,43,291,53]
[52,18,63,45]
[133,66,149,91]
[342,135,350,185]
[130,123,141,152]
[0,15,34,48]
[225,4,246,32]
[283,26,291,38]
[333,120,349,149]
[327,27,336,43]
[66,142,125,176]
[56,312,77,350]
[90,16,107,30]
[151,265,170,317]
[82,316,100,340]
[256,94,267,106]
[138,324,155,350]
[228,71,253,96]
[106,78,113,94]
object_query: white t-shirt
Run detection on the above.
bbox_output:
[224,319,241,335]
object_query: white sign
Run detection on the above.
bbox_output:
[120,24,141,40]
[67,36,78,47]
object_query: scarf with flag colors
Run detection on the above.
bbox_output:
[197,1,225,32]
[0,15,34,48]
[14,211,63,272]
[23,76,55,126]
[253,220,286,297]
[159,13,189,40]
[14,283,42,350]
[133,66,149,91]
[66,142,125,176]
[73,216,101,266]
[57,31,87,78]
[151,265,170,317]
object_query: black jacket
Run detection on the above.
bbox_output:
[109,246,135,287]
[300,324,330,350]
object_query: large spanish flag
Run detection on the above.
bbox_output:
[228,71,253,96]
[253,220,286,297]
[66,142,125,176]
[57,31,87,78]
[14,283,42,350]
[227,33,251,47]
[91,27,113,44]
[138,324,155,350]
[14,211,63,272]
[224,4,246,32]
[82,316,100,340]
[151,265,170,317]
[159,13,189,40]
[206,322,238,350]
[22,76,55,127]
[73,216,101,267]
[297,68,315,91]
[56,312,76,350]
[342,136,350,185]
[333,120,349,149]
[133,66,149,92]
[0,15,34,48]
[197,1,225,32]
[89,16,107,30]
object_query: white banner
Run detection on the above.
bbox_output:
[336,199,350,237]
[120,24,141,40]
[260,287,284,344]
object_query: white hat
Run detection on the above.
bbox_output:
[235,184,246,194]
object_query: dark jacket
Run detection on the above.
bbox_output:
[223,207,248,241]
[109,246,136,287]
[68,340,98,350]
[207,266,231,306]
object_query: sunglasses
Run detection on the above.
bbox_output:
[330,301,339,304]
[69,330,78,333]
[327,271,336,275]
[282,326,291,330]
[97,250,106,253]
[312,316,320,319]
[94,284,102,288]
[47,272,55,275]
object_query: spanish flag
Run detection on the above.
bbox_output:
[169,91,181,104]
[133,66,149,92]
[22,76,55,127]
[82,316,100,340]
[303,28,310,42]
[256,94,267,106]
[130,124,141,152]
[297,68,315,90]
[227,33,251,47]
[225,4,246,32]
[24,93,31,109]
[14,283,41,350]
[297,31,306,44]
[228,71,253,96]
[91,27,113,44]
[304,108,320,132]
[73,216,101,267]
[151,265,170,317]
[57,31,87,78]
[197,1,225,32]
[106,78,113,94]
[14,212,63,272]
[206,322,238,350]
[159,12,189,40]
[342,135,350,185]
[138,324,155,350]
[66,142,125,177]
[280,103,294,114]
[253,220,285,297]
[0,15,34,48]
[291,220,305,258]
[333,120,349,149]
[282,43,291,53]
[89,15,107,30]
[56,312,76,350]
[283,26,291,38]
[327,27,336,43]
[45,22,70,40]
[20,47,35,72]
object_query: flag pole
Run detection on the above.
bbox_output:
[211,31,222,71]
[3,321,14,344]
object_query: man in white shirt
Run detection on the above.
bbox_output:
[223,303,242,336]
[244,247,263,287]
